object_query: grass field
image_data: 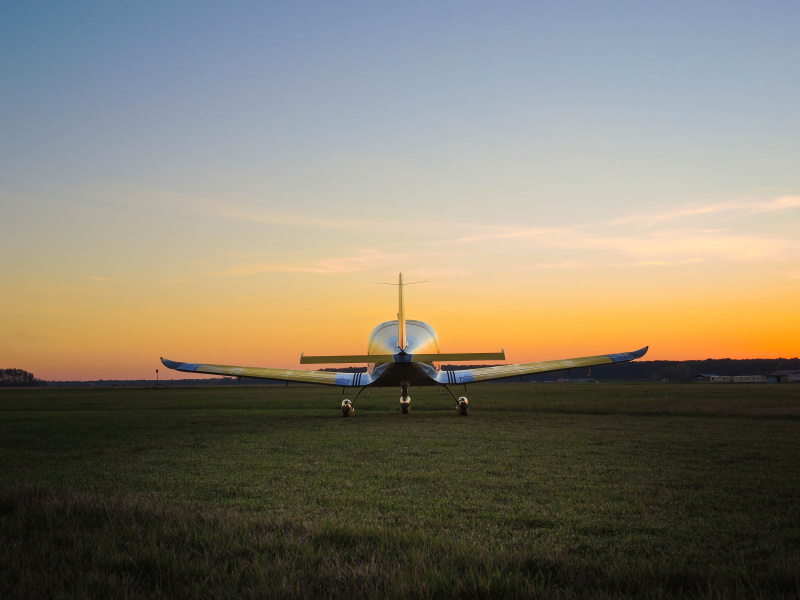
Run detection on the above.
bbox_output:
[1,383,799,598]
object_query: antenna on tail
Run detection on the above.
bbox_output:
[375,273,427,354]
[398,273,405,352]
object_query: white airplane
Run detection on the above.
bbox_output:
[161,273,647,416]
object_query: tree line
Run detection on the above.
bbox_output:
[0,369,45,387]
[440,357,800,383]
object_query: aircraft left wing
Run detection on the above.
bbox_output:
[160,358,373,387]
[434,347,648,385]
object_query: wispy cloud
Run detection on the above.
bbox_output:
[622,258,705,267]
[513,261,582,270]
[216,250,470,277]
[603,195,800,228]
[419,195,800,265]
[439,227,562,246]
[133,189,402,231]
[603,201,744,227]
[426,226,794,263]
[747,196,800,214]
[566,230,793,261]
[207,194,800,278]
[220,253,401,276]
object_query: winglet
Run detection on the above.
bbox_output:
[161,357,201,371]
[607,346,649,362]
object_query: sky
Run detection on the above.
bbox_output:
[1,1,799,380]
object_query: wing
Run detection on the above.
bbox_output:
[160,358,373,387]
[434,347,648,384]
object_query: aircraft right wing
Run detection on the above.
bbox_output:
[434,346,648,385]
[160,358,373,387]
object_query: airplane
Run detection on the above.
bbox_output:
[161,273,648,416]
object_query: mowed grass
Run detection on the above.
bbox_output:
[1,383,799,598]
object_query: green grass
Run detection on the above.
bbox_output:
[1,383,799,598]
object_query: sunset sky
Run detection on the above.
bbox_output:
[2,2,799,380]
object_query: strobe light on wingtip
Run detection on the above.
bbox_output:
[160,272,648,415]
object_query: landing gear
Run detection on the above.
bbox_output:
[341,399,354,417]
[442,385,469,416]
[341,386,369,417]
[400,382,411,414]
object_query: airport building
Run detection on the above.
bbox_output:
[695,374,772,383]
[767,370,800,383]
[733,375,767,383]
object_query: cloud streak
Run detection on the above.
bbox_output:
[216,250,470,277]
[132,189,412,232]
[207,194,800,278]
[421,195,800,264]
[604,195,800,227]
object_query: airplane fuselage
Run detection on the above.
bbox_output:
[366,319,441,386]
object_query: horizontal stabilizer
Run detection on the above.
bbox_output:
[300,354,394,364]
[413,351,506,362]
[300,350,505,364]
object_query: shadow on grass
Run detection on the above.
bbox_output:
[2,485,797,599]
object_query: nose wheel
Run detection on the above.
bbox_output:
[400,382,411,413]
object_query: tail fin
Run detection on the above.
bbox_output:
[397,272,406,351]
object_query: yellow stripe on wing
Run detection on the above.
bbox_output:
[468,354,614,382]
[197,363,342,384]
[160,358,345,386]
[461,347,648,383]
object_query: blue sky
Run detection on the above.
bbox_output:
[2,2,799,377]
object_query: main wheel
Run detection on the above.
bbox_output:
[341,399,354,417]
[457,397,469,416]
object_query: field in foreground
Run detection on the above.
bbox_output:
[1,383,799,598]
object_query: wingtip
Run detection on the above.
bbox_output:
[607,346,649,363]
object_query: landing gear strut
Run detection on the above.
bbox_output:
[442,385,469,416]
[341,385,370,417]
[400,382,411,414]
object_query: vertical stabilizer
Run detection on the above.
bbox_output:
[397,272,406,351]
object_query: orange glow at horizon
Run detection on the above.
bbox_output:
[3,264,797,381]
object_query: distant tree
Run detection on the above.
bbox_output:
[0,369,44,387]
[654,363,693,383]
